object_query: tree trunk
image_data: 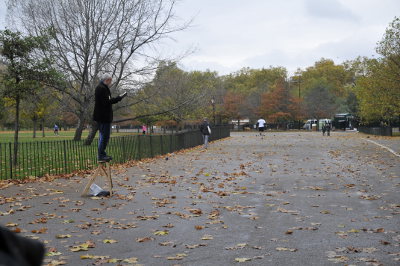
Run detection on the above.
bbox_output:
[73,117,85,141]
[32,118,37,138]
[13,96,20,166]
[84,120,98,145]
[41,118,45,137]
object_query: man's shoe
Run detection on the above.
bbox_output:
[98,155,112,162]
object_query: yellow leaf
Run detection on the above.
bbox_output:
[107,258,121,263]
[276,247,298,252]
[348,229,360,233]
[46,252,62,257]
[70,243,90,252]
[55,234,71,239]
[80,254,94,259]
[167,253,187,260]
[201,234,214,240]
[235,257,252,262]
[122,257,139,263]
[103,239,118,244]
[5,223,18,227]
[154,230,169,236]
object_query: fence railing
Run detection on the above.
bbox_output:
[358,127,393,136]
[0,126,230,180]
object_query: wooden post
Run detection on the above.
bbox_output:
[82,161,113,196]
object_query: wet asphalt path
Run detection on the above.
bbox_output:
[0,131,399,266]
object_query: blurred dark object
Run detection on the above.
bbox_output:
[0,225,45,266]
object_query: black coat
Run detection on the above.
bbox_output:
[200,121,210,135]
[93,81,122,123]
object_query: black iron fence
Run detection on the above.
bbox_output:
[358,127,393,137]
[0,126,230,180]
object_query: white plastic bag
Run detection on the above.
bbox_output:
[89,183,103,196]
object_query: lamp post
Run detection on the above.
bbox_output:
[291,75,301,129]
[211,98,216,125]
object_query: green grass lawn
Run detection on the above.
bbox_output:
[0,130,135,143]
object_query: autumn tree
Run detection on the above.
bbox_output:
[221,91,248,125]
[20,87,61,138]
[300,58,352,98]
[303,79,338,120]
[0,29,56,165]
[222,67,287,122]
[257,78,294,127]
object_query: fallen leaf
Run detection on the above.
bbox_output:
[46,252,62,257]
[6,223,18,227]
[167,253,187,260]
[45,260,67,265]
[159,241,174,246]
[55,234,71,239]
[201,234,214,240]
[235,257,252,262]
[276,247,298,252]
[103,239,118,244]
[122,257,138,263]
[154,230,169,236]
[136,237,154,243]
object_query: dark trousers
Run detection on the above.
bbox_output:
[98,122,111,159]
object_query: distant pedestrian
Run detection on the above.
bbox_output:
[326,121,331,136]
[200,118,211,149]
[142,125,147,135]
[54,124,59,135]
[257,117,266,136]
[322,120,331,136]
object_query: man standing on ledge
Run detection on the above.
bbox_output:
[93,75,127,162]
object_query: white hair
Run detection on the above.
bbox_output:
[100,73,112,82]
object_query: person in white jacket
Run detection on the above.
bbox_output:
[257,118,266,136]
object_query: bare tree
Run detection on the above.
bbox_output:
[8,0,189,141]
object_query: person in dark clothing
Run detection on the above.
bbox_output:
[93,75,126,161]
[326,121,331,136]
[0,225,45,266]
[200,118,211,149]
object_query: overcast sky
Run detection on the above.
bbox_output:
[1,0,399,76]
[161,0,400,75]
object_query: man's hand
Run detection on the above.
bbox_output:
[119,91,127,98]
